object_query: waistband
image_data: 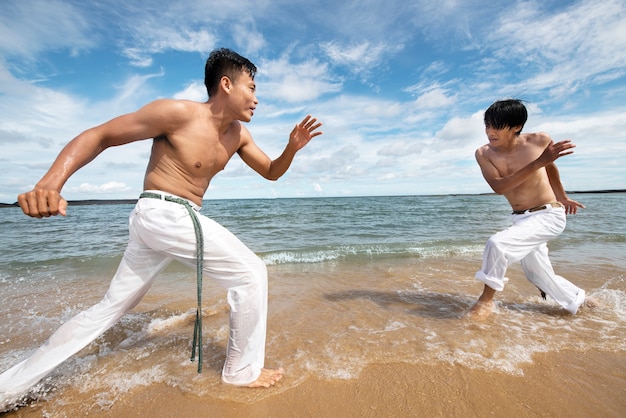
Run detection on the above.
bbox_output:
[512,201,563,215]
[139,190,201,211]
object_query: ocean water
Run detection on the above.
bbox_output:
[0,193,624,409]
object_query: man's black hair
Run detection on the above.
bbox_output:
[204,48,257,98]
[484,99,528,135]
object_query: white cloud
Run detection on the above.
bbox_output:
[0,67,88,144]
[321,41,403,75]
[122,29,217,67]
[258,56,342,103]
[415,88,457,110]
[0,0,94,58]
[232,20,266,55]
[68,182,132,194]
[377,141,423,158]
[173,82,207,102]
[487,0,626,95]
[437,111,485,144]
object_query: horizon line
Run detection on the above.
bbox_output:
[2,189,625,207]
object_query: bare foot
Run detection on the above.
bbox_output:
[580,296,599,310]
[247,367,285,388]
[467,301,494,320]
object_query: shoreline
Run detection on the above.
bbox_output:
[1,188,625,208]
[4,349,624,417]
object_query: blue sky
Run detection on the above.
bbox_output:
[1,0,625,202]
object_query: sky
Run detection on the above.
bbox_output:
[1,0,625,203]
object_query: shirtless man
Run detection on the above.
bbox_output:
[469,99,587,319]
[1,48,322,406]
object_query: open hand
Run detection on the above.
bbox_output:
[540,140,576,164]
[289,115,323,151]
[558,196,585,215]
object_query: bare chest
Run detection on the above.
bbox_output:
[489,146,541,177]
[152,129,241,178]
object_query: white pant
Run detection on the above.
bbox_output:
[0,191,268,406]
[475,205,585,314]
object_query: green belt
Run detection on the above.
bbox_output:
[139,192,204,373]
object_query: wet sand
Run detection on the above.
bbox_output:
[4,349,624,417]
[2,251,624,417]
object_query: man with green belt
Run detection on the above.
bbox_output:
[3,48,322,407]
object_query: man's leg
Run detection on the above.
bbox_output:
[468,285,497,319]
[471,209,566,318]
[0,239,171,405]
[134,195,281,387]
[521,244,585,314]
[167,212,278,386]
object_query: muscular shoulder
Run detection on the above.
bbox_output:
[140,99,198,120]
[135,99,205,137]
[475,143,492,161]
[523,132,552,148]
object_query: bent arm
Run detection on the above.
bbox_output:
[35,125,125,193]
[546,162,585,214]
[477,150,544,195]
[239,115,322,181]
[18,100,177,217]
[477,139,576,195]
[546,162,566,200]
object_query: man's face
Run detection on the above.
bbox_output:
[485,124,520,144]
[229,71,258,122]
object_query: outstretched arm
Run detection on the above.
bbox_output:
[17,99,179,218]
[545,162,585,214]
[239,115,323,180]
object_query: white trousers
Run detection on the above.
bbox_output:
[475,205,585,314]
[0,191,268,406]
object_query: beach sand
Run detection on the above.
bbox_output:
[4,350,624,417]
[1,251,624,417]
